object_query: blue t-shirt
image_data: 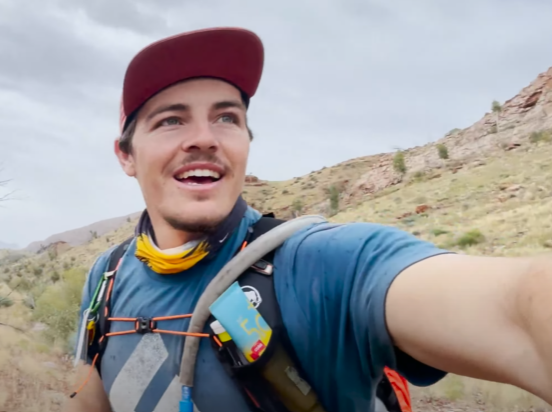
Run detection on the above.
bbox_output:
[76,207,450,412]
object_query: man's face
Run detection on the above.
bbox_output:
[115,78,250,233]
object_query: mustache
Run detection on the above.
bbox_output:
[177,153,231,175]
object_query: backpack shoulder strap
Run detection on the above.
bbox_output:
[88,236,134,376]
[209,214,328,412]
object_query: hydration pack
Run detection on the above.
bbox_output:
[86,214,412,412]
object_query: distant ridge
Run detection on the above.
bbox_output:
[0,241,19,250]
[24,211,142,253]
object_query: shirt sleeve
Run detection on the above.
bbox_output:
[274,221,453,408]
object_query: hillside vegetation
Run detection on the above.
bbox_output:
[1,67,552,411]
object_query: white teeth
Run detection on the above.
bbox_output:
[176,169,221,180]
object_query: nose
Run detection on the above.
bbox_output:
[181,121,219,153]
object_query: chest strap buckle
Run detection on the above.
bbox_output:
[135,317,156,334]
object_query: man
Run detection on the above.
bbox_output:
[64,27,552,412]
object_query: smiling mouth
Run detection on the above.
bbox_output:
[174,168,223,185]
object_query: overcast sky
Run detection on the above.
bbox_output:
[1,0,551,248]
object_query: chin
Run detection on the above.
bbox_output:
[162,198,235,233]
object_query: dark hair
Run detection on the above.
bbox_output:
[118,88,254,155]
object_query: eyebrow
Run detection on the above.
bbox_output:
[145,99,246,122]
[213,100,246,112]
[145,103,189,121]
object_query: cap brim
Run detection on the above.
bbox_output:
[122,27,264,126]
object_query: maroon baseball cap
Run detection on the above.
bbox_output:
[119,27,264,133]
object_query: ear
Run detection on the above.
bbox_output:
[113,138,136,177]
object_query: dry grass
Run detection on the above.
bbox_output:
[410,374,552,412]
[0,285,72,412]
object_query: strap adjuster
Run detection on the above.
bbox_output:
[251,259,273,276]
[135,317,156,334]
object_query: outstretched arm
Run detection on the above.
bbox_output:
[386,253,552,403]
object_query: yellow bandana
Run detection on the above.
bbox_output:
[135,233,209,274]
[132,197,247,275]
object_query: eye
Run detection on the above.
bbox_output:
[158,117,182,127]
[217,114,237,124]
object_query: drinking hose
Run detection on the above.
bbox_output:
[178,215,326,410]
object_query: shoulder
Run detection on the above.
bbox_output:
[276,220,448,269]
[273,220,453,356]
[273,221,451,396]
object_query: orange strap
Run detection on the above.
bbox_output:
[383,367,412,412]
[105,314,209,338]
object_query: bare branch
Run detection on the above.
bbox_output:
[0,164,15,202]
[0,322,27,334]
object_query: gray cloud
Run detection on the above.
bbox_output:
[1,0,552,246]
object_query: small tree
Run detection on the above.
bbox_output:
[291,198,303,217]
[328,185,340,215]
[50,271,60,283]
[436,144,449,160]
[393,151,407,174]
[491,100,502,134]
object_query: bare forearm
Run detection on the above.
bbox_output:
[62,364,112,412]
[386,253,552,404]
[515,256,552,403]
[62,397,111,412]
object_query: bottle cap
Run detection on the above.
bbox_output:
[210,320,226,335]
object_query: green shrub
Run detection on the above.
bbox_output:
[0,295,14,308]
[51,271,60,282]
[9,276,33,292]
[393,151,407,174]
[436,143,449,160]
[529,130,552,143]
[328,185,340,215]
[431,228,449,237]
[33,267,87,345]
[291,198,303,214]
[455,229,485,248]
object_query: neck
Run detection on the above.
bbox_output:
[148,218,203,250]
[134,196,248,253]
